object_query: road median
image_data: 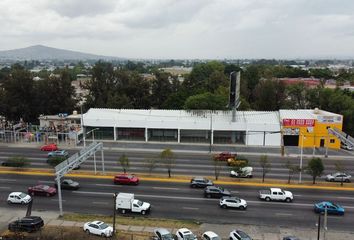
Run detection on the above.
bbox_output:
[1,166,354,191]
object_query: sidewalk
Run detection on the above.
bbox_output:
[1,208,354,240]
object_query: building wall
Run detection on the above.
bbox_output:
[299,121,342,149]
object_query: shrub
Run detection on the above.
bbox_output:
[2,156,29,168]
[47,157,66,167]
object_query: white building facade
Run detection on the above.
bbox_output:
[82,109,281,146]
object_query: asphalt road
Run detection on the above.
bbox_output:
[0,174,353,231]
[0,146,354,182]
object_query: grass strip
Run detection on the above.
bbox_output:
[61,213,200,229]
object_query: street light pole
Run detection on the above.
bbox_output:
[299,134,304,183]
[93,130,97,174]
[113,193,117,236]
[81,104,86,147]
[85,128,99,174]
[317,212,321,240]
[209,111,213,153]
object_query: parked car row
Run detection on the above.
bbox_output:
[153,227,253,240]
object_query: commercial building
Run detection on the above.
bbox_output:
[82,108,344,149]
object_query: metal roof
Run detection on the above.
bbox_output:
[83,108,280,131]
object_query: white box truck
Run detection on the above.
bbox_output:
[115,193,151,215]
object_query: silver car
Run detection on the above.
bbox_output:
[325,172,351,183]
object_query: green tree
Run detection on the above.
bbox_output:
[118,154,130,174]
[144,158,157,175]
[306,157,324,184]
[150,71,173,108]
[334,160,346,186]
[259,155,271,183]
[285,82,308,109]
[284,160,300,184]
[4,156,30,168]
[253,79,286,110]
[160,148,175,178]
[184,92,228,110]
[183,61,225,94]
[47,156,66,167]
[0,64,36,122]
[212,156,222,180]
[35,69,77,115]
[84,61,115,108]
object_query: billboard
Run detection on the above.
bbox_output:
[229,71,241,108]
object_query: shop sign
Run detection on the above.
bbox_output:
[283,128,299,136]
[282,119,315,127]
[317,115,342,123]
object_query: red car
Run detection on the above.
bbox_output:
[28,185,57,197]
[113,174,139,185]
[214,152,237,161]
[40,144,58,151]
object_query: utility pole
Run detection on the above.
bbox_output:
[317,212,321,240]
[81,104,86,147]
[113,193,117,236]
[209,111,213,153]
[299,134,304,183]
[323,206,328,240]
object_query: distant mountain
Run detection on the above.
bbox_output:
[0,45,121,61]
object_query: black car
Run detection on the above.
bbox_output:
[283,237,300,240]
[190,177,213,188]
[54,179,80,190]
[204,186,231,198]
[8,216,44,232]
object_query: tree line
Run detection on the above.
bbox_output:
[0,61,353,135]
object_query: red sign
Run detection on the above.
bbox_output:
[282,118,315,127]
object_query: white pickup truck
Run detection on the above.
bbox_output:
[259,188,293,202]
[116,193,151,215]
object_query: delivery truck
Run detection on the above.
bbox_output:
[115,193,151,215]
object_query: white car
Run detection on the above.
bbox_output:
[83,221,113,237]
[230,167,253,178]
[7,192,32,204]
[341,143,353,151]
[202,231,221,240]
[176,228,197,240]
[229,230,252,240]
[325,172,351,183]
[219,196,247,210]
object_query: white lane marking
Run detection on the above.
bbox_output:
[153,187,180,190]
[275,213,293,216]
[0,186,11,189]
[337,197,354,200]
[74,191,112,196]
[182,207,199,210]
[39,181,55,184]
[93,201,109,205]
[0,178,17,182]
[227,210,247,213]
[231,191,239,194]
[51,199,66,202]
[327,216,343,219]
[95,184,119,187]
[72,191,354,209]
[294,194,302,197]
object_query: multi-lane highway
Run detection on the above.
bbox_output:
[0,173,353,231]
[0,146,353,182]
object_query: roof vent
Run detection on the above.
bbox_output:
[313,108,320,114]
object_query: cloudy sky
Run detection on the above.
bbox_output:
[1,0,354,59]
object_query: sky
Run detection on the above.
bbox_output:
[1,0,354,59]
